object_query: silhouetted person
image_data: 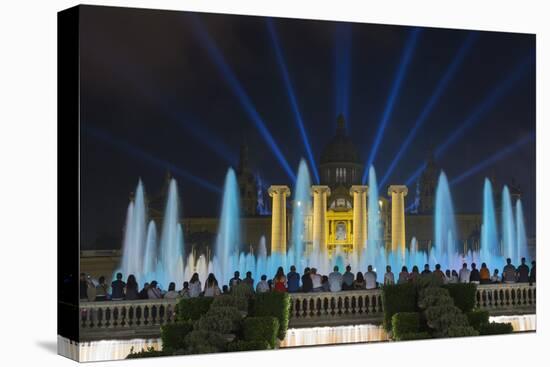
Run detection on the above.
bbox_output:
[204,273,221,297]
[95,276,108,301]
[384,265,395,285]
[273,266,287,292]
[444,269,452,283]
[111,272,126,301]
[243,271,255,292]
[287,265,300,293]
[321,275,330,292]
[147,280,161,299]
[125,274,139,300]
[469,263,480,284]
[189,273,201,297]
[179,281,190,298]
[480,263,491,284]
[256,274,270,293]
[328,265,343,292]
[529,261,536,285]
[164,282,179,299]
[459,263,471,283]
[398,266,409,284]
[503,258,516,283]
[365,265,377,289]
[433,264,445,282]
[301,267,313,293]
[342,265,354,290]
[491,269,501,283]
[516,257,530,283]
[229,271,241,291]
[353,271,366,289]
[139,282,150,299]
[311,268,323,292]
[80,273,88,300]
[408,266,420,282]
[421,264,431,275]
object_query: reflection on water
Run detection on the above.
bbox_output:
[58,314,535,361]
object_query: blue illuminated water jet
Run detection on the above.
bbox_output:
[213,168,242,286]
[433,172,457,267]
[120,180,147,280]
[480,178,499,262]
[366,166,381,265]
[291,159,312,269]
[501,185,516,261]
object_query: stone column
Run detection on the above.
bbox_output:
[268,185,291,254]
[311,186,331,252]
[350,185,368,255]
[388,185,408,254]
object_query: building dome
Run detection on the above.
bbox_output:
[319,115,361,165]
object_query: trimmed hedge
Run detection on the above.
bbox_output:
[446,325,479,337]
[227,340,271,352]
[197,306,243,334]
[160,321,194,352]
[232,282,254,298]
[480,322,514,335]
[399,331,431,341]
[126,347,166,359]
[382,283,417,331]
[442,283,477,313]
[466,310,489,332]
[212,295,249,313]
[184,329,228,353]
[253,292,290,339]
[176,297,214,321]
[243,316,280,348]
[392,312,420,340]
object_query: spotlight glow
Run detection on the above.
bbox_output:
[266,18,320,184]
[188,15,296,182]
[334,23,352,125]
[86,125,221,194]
[450,133,534,186]
[403,53,534,188]
[363,27,422,184]
[379,33,477,188]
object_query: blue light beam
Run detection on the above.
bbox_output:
[362,27,422,184]
[403,53,535,187]
[85,125,222,194]
[188,15,296,182]
[450,132,534,186]
[334,23,352,125]
[378,33,477,189]
[266,18,320,184]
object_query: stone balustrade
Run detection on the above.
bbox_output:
[78,283,535,340]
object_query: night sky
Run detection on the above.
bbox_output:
[79,5,536,250]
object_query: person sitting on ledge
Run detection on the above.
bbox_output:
[459,263,471,283]
[321,275,330,292]
[256,274,270,293]
[125,274,139,300]
[111,272,126,301]
[353,271,366,289]
[243,271,255,292]
[450,270,459,283]
[444,269,451,284]
[365,265,377,289]
[179,281,190,298]
[164,282,179,299]
[273,266,288,292]
[147,280,162,299]
[529,261,536,285]
[398,266,409,284]
[469,263,480,284]
[433,264,445,282]
[480,263,491,284]
[408,266,420,282]
[329,265,343,292]
[491,269,501,283]
[204,273,221,297]
[301,267,313,293]
[287,265,300,293]
[222,285,230,294]
[229,271,241,291]
[189,273,202,298]
[311,268,323,292]
[139,282,150,299]
[95,276,108,301]
[384,265,395,285]
[503,258,517,283]
[421,264,432,276]
[342,265,355,290]
[516,257,530,283]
